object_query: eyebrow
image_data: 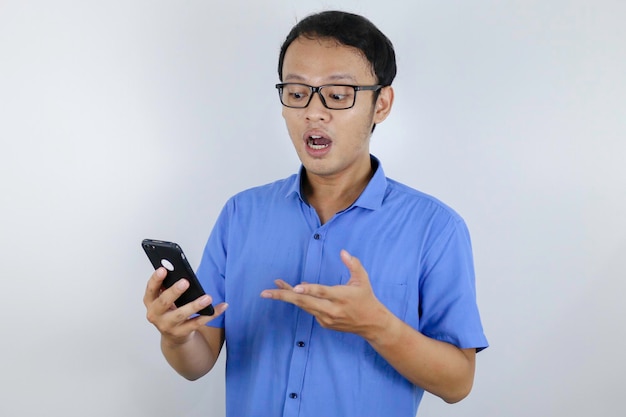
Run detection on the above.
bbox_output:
[283,73,359,84]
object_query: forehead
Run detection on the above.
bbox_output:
[282,36,375,83]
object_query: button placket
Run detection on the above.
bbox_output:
[282,227,325,416]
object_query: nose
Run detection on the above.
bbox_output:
[305,91,329,121]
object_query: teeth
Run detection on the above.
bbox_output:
[307,136,328,150]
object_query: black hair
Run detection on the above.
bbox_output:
[278,10,397,86]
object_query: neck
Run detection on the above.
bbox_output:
[302,158,374,224]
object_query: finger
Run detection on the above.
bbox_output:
[145,278,188,325]
[161,301,228,342]
[211,301,229,317]
[340,250,370,286]
[261,286,331,314]
[143,267,168,306]
[188,301,228,325]
[150,292,218,330]
[152,277,191,314]
[292,283,333,300]
[261,287,307,303]
[274,279,294,290]
[170,295,223,324]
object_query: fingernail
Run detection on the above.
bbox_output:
[260,291,272,299]
[293,285,304,293]
[199,295,211,306]
[176,279,188,289]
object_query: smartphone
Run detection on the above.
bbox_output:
[142,239,214,316]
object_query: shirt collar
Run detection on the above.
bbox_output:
[285,155,387,211]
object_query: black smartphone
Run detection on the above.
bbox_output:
[142,239,214,316]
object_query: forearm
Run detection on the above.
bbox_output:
[160,328,222,381]
[363,310,475,403]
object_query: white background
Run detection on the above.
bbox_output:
[1,1,625,416]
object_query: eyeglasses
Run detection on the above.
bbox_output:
[275,83,383,110]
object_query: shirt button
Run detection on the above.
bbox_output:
[289,393,298,399]
[313,233,320,240]
[297,341,305,347]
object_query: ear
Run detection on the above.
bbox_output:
[373,85,394,124]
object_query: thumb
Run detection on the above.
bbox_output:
[340,249,369,286]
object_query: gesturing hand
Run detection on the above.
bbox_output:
[260,250,390,338]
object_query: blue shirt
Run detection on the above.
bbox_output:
[197,156,488,417]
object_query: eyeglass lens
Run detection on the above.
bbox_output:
[280,84,356,109]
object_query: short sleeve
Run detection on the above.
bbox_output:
[418,215,488,351]
[195,200,232,328]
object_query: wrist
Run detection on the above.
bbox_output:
[162,331,195,349]
[361,302,399,346]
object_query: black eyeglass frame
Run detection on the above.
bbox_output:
[275,83,384,110]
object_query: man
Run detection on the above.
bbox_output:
[144,10,488,417]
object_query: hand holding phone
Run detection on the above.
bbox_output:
[142,239,215,316]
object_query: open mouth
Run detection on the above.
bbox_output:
[307,135,331,150]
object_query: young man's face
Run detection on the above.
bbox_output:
[280,36,393,181]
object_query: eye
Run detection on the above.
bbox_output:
[329,93,347,101]
[324,86,354,103]
[285,85,310,102]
